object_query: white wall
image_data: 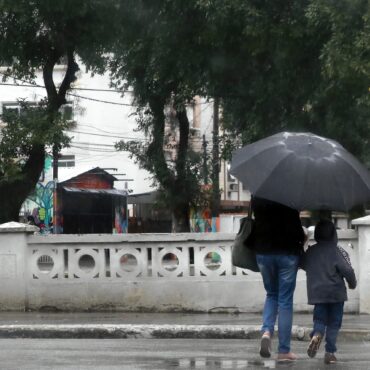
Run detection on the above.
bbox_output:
[56,68,154,194]
[219,214,246,233]
[0,222,362,313]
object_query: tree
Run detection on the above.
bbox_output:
[110,0,343,229]
[110,0,345,229]
[112,0,369,231]
[111,0,213,232]
[220,0,370,165]
[0,101,70,222]
[305,0,370,165]
[0,0,118,223]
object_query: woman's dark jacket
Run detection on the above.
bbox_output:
[247,197,305,255]
[301,221,357,305]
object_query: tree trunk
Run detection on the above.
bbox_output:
[0,144,45,224]
[0,183,34,223]
[0,184,27,223]
[171,201,190,233]
[148,96,174,190]
[211,97,220,218]
[145,98,194,233]
[171,106,191,232]
[0,50,78,226]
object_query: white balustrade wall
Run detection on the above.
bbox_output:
[0,218,367,313]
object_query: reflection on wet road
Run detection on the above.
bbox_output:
[149,356,370,369]
[0,338,369,369]
[163,358,275,368]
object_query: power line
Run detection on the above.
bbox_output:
[0,72,214,106]
[70,152,123,163]
[0,71,136,107]
[72,141,115,147]
[69,145,118,153]
[77,122,211,139]
[0,82,133,93]
[70,132,214,149]
[66,92,135,106]
[77,123,135,136]
[69,129,148,141]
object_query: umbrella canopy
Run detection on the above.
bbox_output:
[230,132,370,211]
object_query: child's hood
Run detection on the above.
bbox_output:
[314,220,338,244]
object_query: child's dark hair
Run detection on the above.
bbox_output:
[314,219,337,242]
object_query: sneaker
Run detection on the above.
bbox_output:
[324,352,337,364]
[277,352,298,362]
[259,332,271,358]
[307,333,322,358]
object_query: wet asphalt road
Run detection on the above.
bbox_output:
[0,338,369,369]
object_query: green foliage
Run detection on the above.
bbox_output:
[0,0,119,222]
[115,105,205,208]
[306,0,370,162]
[0,0,368,224]
[110,1,213,229]
[221,0,370,164]
[112,0,370,227]
[0,100,70,183]
[0,0,118,78]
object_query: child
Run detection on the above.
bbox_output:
[302,220,357,365]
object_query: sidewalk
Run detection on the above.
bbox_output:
[0,312,369,341]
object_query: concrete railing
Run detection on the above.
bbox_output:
[0,217,368,313]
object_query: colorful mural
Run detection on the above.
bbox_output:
[189,184,220,233]
[189,208,219,233]
[114,197,128,234]
[22,155,54,234]
[27,181,55,234]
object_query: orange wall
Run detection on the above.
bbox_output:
[63,174,113,189]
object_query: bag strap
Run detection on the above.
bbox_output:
[247,196,253,220]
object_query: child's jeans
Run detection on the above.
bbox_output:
[311,302,344,353]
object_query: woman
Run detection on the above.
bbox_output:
[248,197,305,362]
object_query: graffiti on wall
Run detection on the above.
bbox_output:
[27,181,54,234]
[189,184,220,233]
[189,208,219,233]
[21,155,54,233]
[114,197,128,234]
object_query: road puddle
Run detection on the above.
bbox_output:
[165,357,279,368]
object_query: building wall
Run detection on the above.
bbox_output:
[0,65,153,195]
[62,173,113,189]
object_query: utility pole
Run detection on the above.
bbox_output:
[52,145,59,234]
[211,97,220,223]
[202,134,208,185]
[52,146,59,186]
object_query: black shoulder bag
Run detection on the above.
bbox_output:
[231,201,259,272]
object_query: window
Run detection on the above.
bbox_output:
[186,96,201,131]
[1,101,38,116]
[58,154,75,168]
[61,103,73,122]
[227,163,236,183]
[2,103,21,115]
[1,101,74,121]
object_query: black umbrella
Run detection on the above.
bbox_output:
[230,132,370,211]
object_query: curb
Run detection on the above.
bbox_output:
[0,324,368,340]
[1,324,259,339]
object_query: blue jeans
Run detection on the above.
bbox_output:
[311,302,344,353]
[256,254,299,354]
